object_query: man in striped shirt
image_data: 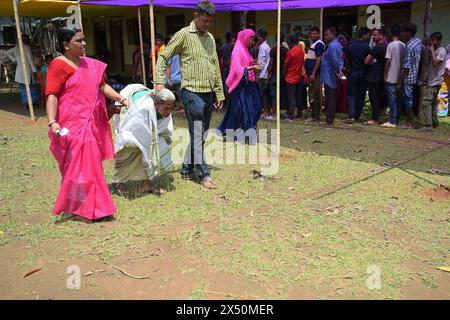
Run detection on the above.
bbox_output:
[397,22,424,129]
[155,0,224,189]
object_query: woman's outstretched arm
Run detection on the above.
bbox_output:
[99,83,129,108]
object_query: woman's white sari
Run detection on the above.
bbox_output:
[113,84,173,183]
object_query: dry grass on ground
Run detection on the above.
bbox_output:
[0,92,449,299]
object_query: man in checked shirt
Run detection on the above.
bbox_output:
[397,22,424,129]
[154,1,224,189]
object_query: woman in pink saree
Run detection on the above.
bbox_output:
[46,28,128,221]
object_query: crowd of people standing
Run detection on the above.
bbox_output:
[140,21,449,133]
[215,23,448,131]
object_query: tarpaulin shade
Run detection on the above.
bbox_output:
[82,0,419,11]
[0,0,78,16]
[0,0,136,17]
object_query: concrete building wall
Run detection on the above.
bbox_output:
[255,9,320,46]
[83,8,232,72]
[84,18,95,57]
[358,0,450,45]
[411,0,450,45]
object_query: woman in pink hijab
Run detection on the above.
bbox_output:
[217,29,262,144]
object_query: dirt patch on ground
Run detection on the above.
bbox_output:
[422,185,450,201]
[400,276,450,300]
[0,234,268,300]
[279,153,298,163]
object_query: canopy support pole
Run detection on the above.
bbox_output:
[149,0,156,82]
[240,11,247,30]
[320,7,324,38]
[77,0,83,33]
[12,0,35,122]
[276,0,281,158]
[137,6,147,86]
[423,0,432,38]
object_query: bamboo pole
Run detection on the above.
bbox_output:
[423,0,432,38]
[240,11,247,31]
[12,0,35,122]
[137,7,147,86]
[149,0,156,81]
[276,0,281,157]
[77,0,83,32]
[320,7,324,38]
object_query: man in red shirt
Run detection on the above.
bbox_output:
[283,35,305,121]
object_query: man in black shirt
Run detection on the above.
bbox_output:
[266,33,288,120]
[221,32,236,90]
[364,28,387,125]
[293,26,309,46]
[344,27,371,123]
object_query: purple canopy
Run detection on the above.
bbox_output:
[82,0,418,11]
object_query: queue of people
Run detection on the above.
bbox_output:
[164,21,447,132]
[251,22,448,132]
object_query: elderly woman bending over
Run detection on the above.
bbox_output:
[112,85,175,196]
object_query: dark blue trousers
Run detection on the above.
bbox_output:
[179,89,215,180]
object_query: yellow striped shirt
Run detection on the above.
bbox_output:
[155,21,224,101]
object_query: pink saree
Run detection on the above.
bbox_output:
[49,57,116,220]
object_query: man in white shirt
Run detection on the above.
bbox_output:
[6,34,39,109]
[381,24,405,127]
[256,29,272,120]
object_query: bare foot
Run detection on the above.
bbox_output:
[69,214,94,224]
[140,180,151,193]
[113,183,128,196]
[141,180,166,195]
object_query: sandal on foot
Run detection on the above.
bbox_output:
[363,120,378,125]
[201,177,217,189]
